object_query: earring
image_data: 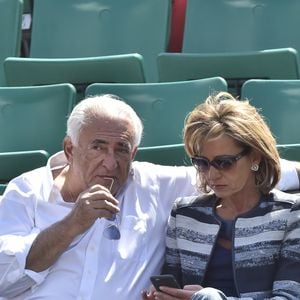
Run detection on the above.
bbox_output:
[251,164,259,172]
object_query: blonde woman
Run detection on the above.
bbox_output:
[144,92,300,299]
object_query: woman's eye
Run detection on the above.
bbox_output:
[219,159,234,169]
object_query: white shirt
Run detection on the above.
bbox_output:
[0,152,197,300]
[0,154,298,300]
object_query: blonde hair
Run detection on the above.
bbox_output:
[183,92,281,194]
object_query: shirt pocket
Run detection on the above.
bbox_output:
[116,215,148,262]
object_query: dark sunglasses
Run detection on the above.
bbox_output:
[191,148,250,173]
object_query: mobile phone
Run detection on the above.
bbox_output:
[150,274,181,292]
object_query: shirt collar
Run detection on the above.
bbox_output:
[42,151,68,203]
[42,152,136,204]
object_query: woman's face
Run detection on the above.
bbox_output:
[196,134,260,200]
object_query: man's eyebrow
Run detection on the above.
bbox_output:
[91,139,131,149]
[91,139,108,145]
[117,141,132,149]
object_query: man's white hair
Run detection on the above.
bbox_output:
[66,94,143,147]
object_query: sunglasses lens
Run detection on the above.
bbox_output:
[192,157,210,172]
[104,213,121,240]
[104,224,121,240]
[213,158,235,170]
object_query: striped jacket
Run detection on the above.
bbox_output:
[162,189,300,299]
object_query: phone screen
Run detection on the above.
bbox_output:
[150,274,181,292]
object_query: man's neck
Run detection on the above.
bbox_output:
[53,165,80,202]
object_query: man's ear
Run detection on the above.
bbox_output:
[63,136,74,163]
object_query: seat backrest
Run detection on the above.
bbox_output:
[0,0,23,85]
[135,143,189,166]
[4,54,146,103]
[276,144,300,162]
[241,79,300,144]
[0,150,49,183]
[183,0,300,55]
[29,0,171,82]
[0,84,76,155]
[157,49,300,96]
[85,77,227,147]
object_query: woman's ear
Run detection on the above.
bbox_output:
[63,136,74,163]
[250,149,262,167]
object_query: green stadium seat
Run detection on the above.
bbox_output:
[0,84,76,155]
[7,0,171,83]
[157,48,300,96]
[135,143,189,166]
[277,144,300,162]
[241,79,300,144]
[0,0,23,85]
[179,0,300,95]
[4,54,146,103]
[119,143,300,167]
[183,0,300,55]
[85,77,227,147]
[0,184,6,195]
[0,150,49,195]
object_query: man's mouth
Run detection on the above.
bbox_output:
[103,177,114,191]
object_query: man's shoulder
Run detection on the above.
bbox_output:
[271,189,300,207]
[1,164,49,205]
[132,161,194,177]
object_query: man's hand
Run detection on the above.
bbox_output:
[66,184,119,235]
[26,184,119,272]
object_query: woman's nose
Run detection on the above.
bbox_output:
[207,165,222,180]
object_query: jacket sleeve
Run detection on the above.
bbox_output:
[161,203,183,287]
[272,199,300,299]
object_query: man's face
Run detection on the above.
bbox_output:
[65,115,137,195]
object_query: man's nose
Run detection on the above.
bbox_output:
[102,152,118,170]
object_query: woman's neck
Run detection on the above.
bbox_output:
[216,190,261,220]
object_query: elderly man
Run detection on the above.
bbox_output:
[0,95,298,300]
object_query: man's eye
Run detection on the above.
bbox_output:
[92,144,104,151]
[118,148,130,154]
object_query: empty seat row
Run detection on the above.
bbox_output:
[2,0,300,91]
[1,0,171,84]
[4,48,300,101]
[1,78,300,194]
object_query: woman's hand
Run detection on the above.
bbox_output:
[142,285,202,300]
[142,285,156,300]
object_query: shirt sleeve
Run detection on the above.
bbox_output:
[0,179,49,297]
[277,159,300,191]
[157,164,197,202]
